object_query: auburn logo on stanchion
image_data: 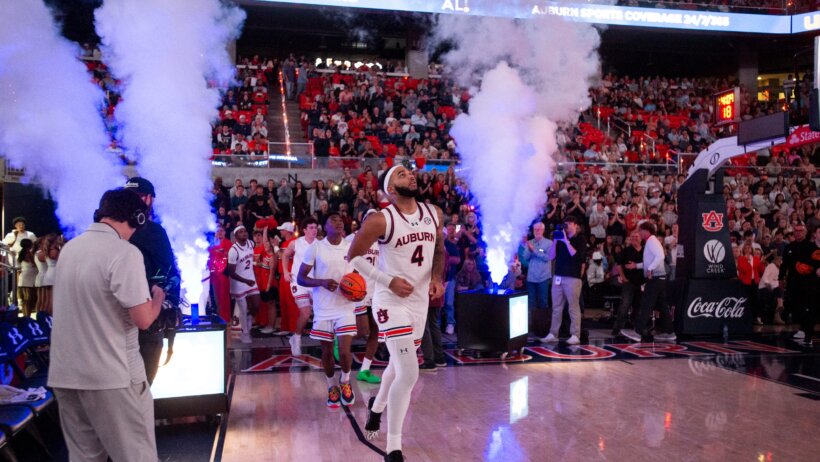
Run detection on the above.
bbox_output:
[701,210,724,232]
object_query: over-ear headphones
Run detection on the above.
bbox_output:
[129,209,147,229]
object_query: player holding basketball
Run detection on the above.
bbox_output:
[348,165,445,462]
[226,226,261,344]
[345,209,382,384]
[298,213,357,408]
[281,217,319,355]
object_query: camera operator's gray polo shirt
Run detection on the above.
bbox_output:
[48,223,152,390]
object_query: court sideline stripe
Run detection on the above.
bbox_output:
[211,373,237,462]
[343,404,387,457]
[793,373,820,383]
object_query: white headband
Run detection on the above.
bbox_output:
[232,225,246,236]
[382,165,402,196]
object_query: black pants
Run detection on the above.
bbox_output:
[421,306,445,365]
[791,279,817,340]
[139,331,164,385]
[614,282,641,330]
[742,283,760,320]
[759,287,781,323]
[635,278,673,337]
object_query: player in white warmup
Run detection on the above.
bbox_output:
[348,165,445,462]
[345,209,382,384]
[226,226,261,344]
[298,213,357,408]
[281,217,319,355]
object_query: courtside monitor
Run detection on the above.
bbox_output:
[509,293,529,339]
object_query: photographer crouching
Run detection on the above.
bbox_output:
[125,177,182,385]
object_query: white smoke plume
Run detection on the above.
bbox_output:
[0,1,121,237]
[95,0,245,303]
[435,15,602,283]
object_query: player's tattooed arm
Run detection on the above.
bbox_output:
[430,205,446,300]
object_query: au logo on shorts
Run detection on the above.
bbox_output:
[377,309,389,324]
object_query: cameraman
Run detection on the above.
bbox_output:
[540,215,587,345]
[125,177,181,385]
[49,189,165,461]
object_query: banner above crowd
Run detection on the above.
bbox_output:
[256,0,809,34]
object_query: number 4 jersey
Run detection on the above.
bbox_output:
[373,202,439,316]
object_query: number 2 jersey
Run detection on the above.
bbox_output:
[373,202,439,317]
[228,240,258,297]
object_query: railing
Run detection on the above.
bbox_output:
[0,245,18,309]
[212,150,460,171]
[639,133,656,158]
[556,160,677,175]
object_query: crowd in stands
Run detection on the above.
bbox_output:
[203,53,818,333]
[71,48,820,334]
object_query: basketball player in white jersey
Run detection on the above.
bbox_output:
[348,165,445,462]
[281,217,319,356]
[298,213,357,408]
[226,226,261,344]
[344,209,382,384]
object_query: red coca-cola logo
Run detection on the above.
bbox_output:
[687,296,747,319]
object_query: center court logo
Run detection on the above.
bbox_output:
[703,240,725,264]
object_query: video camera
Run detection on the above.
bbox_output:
[553,224,565,241]
[146,267,186,335]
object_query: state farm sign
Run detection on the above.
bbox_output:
[786,125,820,148]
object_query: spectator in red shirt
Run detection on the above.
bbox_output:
[625,203,644,234]
[208,227,233,322]
[737,243,765,325]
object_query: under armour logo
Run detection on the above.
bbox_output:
[399,348,409,355]
[7,328,24,345]
[27,323,43,337]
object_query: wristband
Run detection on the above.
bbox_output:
[350,256,393,287]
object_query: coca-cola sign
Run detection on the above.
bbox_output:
[687,296,747,319]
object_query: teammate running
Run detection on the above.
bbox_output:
[345,209,383,384]
[298,213,357,408]
[281,217,319,355]
[226,226,262,344]
[348,165,445,462]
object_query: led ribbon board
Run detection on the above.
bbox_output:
[254,0,797,34]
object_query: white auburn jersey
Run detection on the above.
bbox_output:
[373,201,439,315]
[302,238,354,321]
[228,240,257,297]
[345,233,380,305]
[291,236,315,281]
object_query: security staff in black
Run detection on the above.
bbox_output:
[779,224,819,343]
[125,177,181,384]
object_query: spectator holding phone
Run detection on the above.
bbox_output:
[521,222,553,316]
[539,216,586,345]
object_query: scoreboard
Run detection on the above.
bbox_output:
[714,87,740,125]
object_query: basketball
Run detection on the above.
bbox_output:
[339,272,367,302]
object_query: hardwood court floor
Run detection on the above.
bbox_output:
[220,357,819,462]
